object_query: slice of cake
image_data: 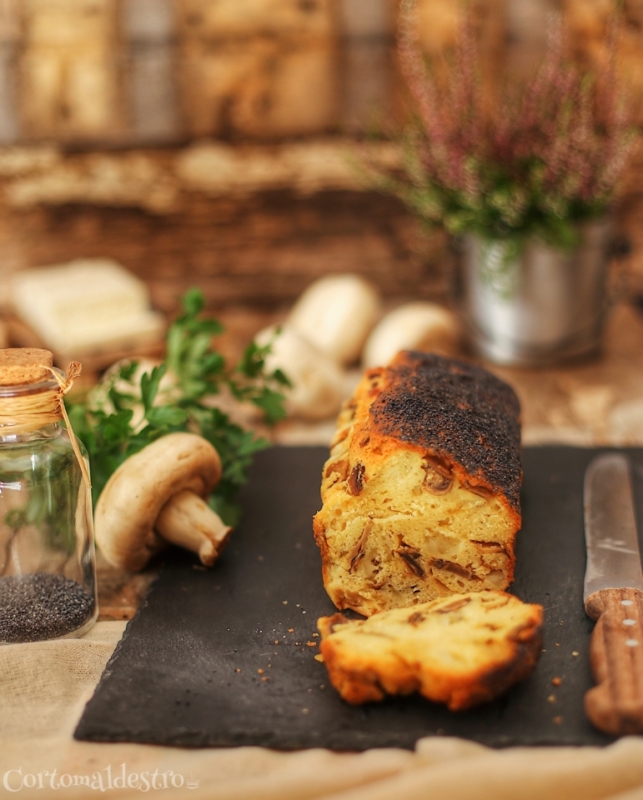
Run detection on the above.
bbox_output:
[317,591,543,710]
[313,351,522,616]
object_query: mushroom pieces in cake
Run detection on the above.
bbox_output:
[95,432,232,571]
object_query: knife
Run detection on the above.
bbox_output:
[584,452,643,735]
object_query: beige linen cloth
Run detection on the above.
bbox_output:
[3,624,643,800]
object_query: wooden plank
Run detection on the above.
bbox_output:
[0,187,448,316]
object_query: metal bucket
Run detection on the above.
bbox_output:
[451,219,613,367]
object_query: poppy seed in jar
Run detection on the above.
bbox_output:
[0,573,95,643]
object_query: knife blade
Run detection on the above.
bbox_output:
[583,452,643,735]
[584,453,643,601]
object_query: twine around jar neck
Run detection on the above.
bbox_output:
[0,361,91,488]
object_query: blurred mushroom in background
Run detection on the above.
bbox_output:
[288,274,382,367]
[254,324,347,421]
[362,302,461,368]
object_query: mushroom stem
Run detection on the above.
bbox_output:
[155,489,232,567]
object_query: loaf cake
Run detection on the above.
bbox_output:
[313,351,522,616]
[317,591,543,709]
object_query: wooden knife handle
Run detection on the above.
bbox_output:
[585,587,643,735]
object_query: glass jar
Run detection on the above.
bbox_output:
[0,356,97,644]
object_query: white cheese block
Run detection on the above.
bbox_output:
[10,259,164,356]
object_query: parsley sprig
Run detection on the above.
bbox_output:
[69,289,289,525]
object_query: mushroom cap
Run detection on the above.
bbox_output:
[362,302,461,369]
[255,324,346,420]
[95,432,222,571]
[288,274,381,366]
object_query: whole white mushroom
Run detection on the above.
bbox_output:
[362,302,461,368]
[255,324,346,421]
[95,433,231,571]
[88,357,178,431]
[288,274,381,366]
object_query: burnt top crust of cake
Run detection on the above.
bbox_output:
[367,351,522,512]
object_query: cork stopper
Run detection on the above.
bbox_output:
[0,348,54,386]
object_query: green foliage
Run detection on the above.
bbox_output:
[69,290,289,525]
[391,133,611,257]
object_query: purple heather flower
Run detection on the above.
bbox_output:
[393,0,636,238]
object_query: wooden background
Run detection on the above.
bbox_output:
[0,0,642,345]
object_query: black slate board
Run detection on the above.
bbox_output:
[75,446,643,750]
